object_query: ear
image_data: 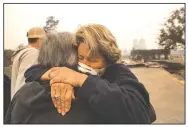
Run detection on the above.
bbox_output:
[38,38,42,43]
[37,39,42,48]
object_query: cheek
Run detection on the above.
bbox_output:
[78,59,83,63]
[78,59,103,69]
[89,61,106,69]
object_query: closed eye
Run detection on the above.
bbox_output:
[88,58,98,62]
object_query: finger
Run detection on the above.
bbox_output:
[50,75,71,85]
[49,70,62,79]
[49,67,68,79]
[50,76,63,86]
[71,88,75,100]
[60,84,66,115]
[41,70,51,80]
[55,84,62,113]
[50,78,70,87]
[49,67,62,72]
[51,84,57,107]
[64,87,72,114]
[72,92,76,100]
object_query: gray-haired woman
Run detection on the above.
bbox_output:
[23,24,155,123]
[5,32,105,124]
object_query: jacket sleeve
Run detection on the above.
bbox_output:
[4,90,19,124]
[76,65,153,123]
[4,102,12,124]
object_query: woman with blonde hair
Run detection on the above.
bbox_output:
[23,24,156,123]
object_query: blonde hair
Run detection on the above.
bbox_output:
[75,24,121,64]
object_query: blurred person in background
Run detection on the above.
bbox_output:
[11,27,45,98]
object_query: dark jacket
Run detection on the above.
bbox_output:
[4,75,11,118]
[5,63,156,124]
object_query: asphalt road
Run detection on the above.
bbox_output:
[130,67,185,124]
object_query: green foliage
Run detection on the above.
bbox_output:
[157,7,185,50]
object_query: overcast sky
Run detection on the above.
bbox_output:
[4,4,184,50]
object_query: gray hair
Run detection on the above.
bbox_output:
[38,32,77,69]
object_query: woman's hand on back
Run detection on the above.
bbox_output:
[49,67,88,87]
[51,82,75,116]
[41,67,88,116]
[41,67,60,80]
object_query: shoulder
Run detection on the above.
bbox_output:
[19,47,39,60]
[9,81,44,123]
[17,81,43,97]
[22,47,39,55]
[13,81,45,107]
[105,63,132,75]
[19,47,39,55]
[10,82,39,108]
[12,47,38,61]
[104,64,149,101]
[103,63,138,83]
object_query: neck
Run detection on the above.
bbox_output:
[29,42,39,48]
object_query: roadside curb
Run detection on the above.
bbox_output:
[160,67,184,88]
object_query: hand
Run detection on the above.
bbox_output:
[41,67,60,80]
[51,82,75,116]
[49,67,88,87]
